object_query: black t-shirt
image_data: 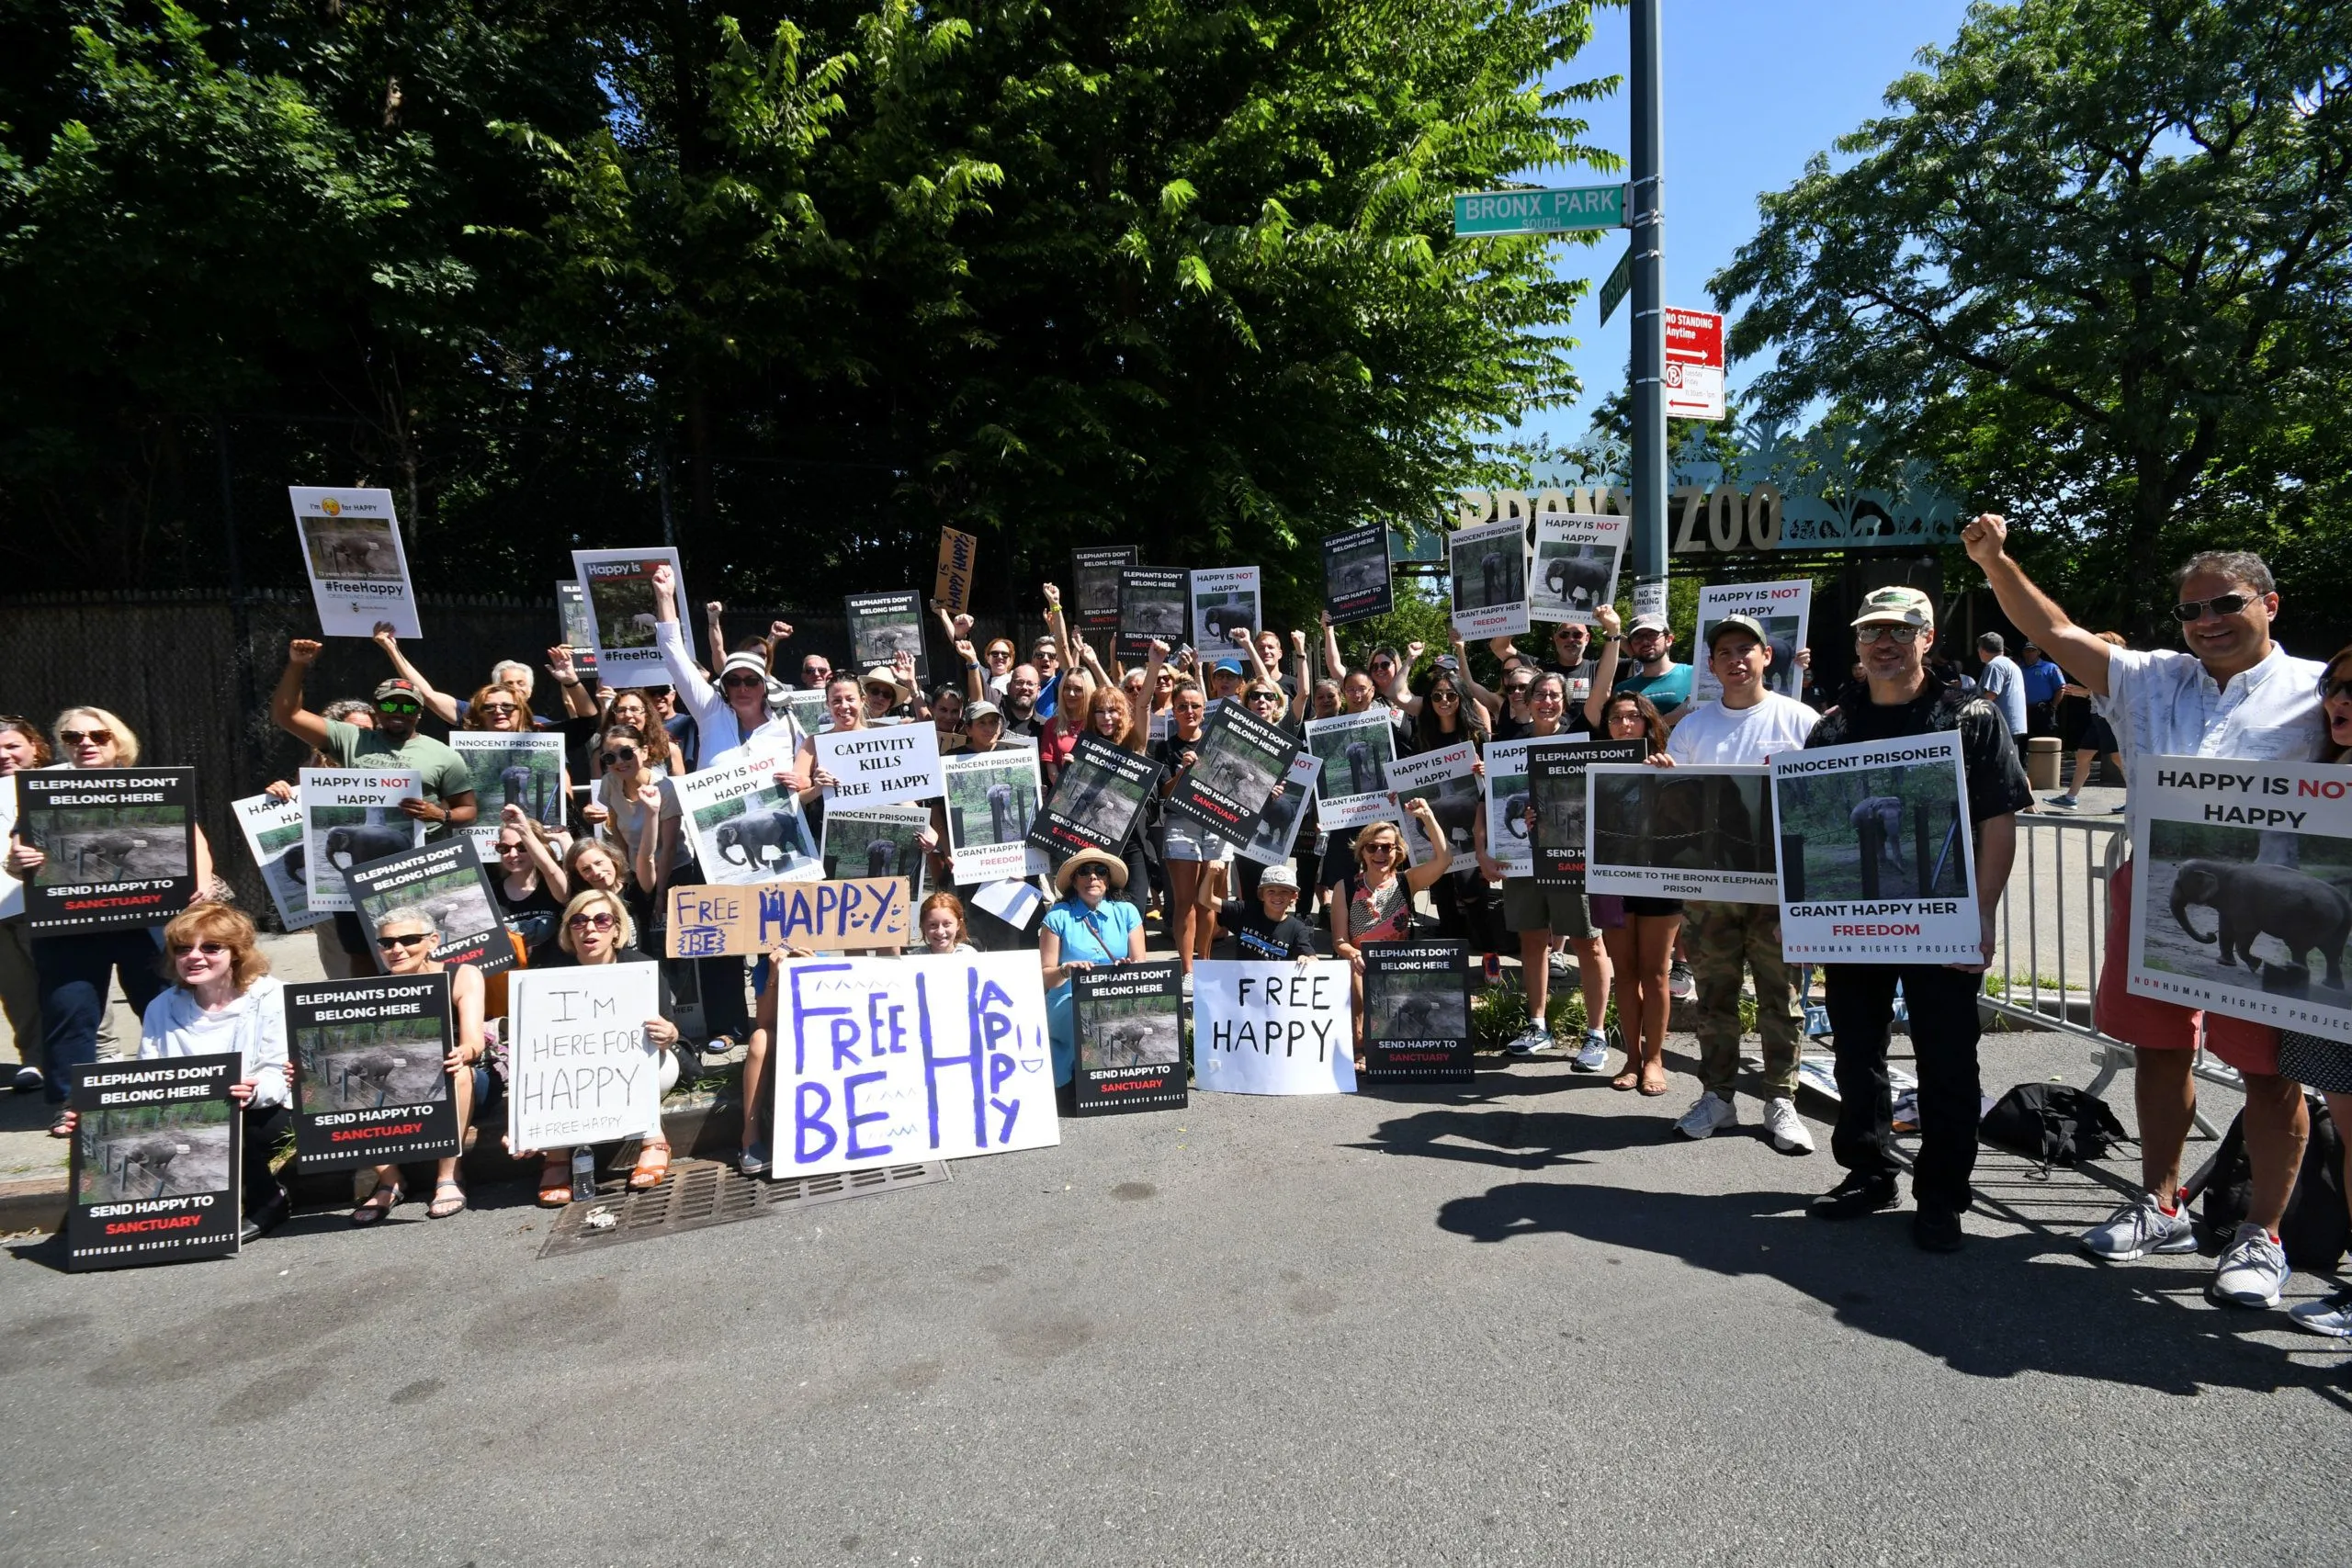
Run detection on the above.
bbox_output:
[1804,680,2035,826]
[1216,899,1318,961]
[495,872,565,952]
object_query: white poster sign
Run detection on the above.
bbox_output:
[815,725,943,808]
[1302,709,1399,830]
[770,953,1060,1177]
[671,750,820,886]
[1391,740,1478,876]
[1189,566,1262,655]
[288,487,421,638]
[298,767,424,913]
[1585,763,1779,903]
[1449,519,1530,639]
[1692,579,1813,702]
[506,965,664,1151]
[1193,959,1357,1096]
[571,547,690,682]
[1481,738,1538,877]
[1529,513,1627,625]
[448,731,569,860]
[1772,734,1980,962]
[944,749,1045,885]
[232,791,327,931]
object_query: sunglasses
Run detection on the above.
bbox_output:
[986,648,1013,661]
[1246,691,1277,703]
[721,673,766,689]
[1503,683,1533,698]
[58,728,115,745]
[568,911,617,931]
[170,941,230,957]
[1072,865,1109,879]
[1363,841,1397,856]
[2324,679,2352,702]
[1856,625,1924,645]
[375,700,421,716]
[1369,659,1396,670]
[2173,593,2256,623]
[377,933,431,950]
[497,840,528,853]
[600,749,639,765]
[477,702,520,716]
[1430,687,1459,701]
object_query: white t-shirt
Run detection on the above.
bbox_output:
[140,976,289,1108]
[1666,692,1821,767]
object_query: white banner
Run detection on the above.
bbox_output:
[944,749,1045,885]
[289,487,421,638]
[1529,513,1627,625]
[506,965,664,1151]
[298,767,424,913]
[1303,709,1399,830]
[232,791,327,931]
[815,724,943,808]
[671,746,820,886]
[1193,960,1357,1095]
[2125,757,2352,1034]
[1189,566,1262,655]
[571,547,689,682]
[770,953,1060,1177]
[1772,734,1980,963]
[1448,519,1530,638]
[1584,763,1779,903]
[1692,579,1812,702]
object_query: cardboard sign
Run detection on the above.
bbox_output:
[1693,579,1813,702]
[16,768,197,936]
[1304,709,1400,831]
[555,580,597,671]
[1449,518,1530,638]
[290,486,420,638]
[571,547,689,683]
[1235,750,1324,870]
[844,590,929,683]
[933,526,978,615]
[1071,546,1136,633]
[1189,566,1262,655]
[1193,959,1357,1095]
[820,803,930,903]
[770,953,1060,1177]
[1071,959,1187,1114]
[664,877,912,956]
[1322,524,1394,626]
[232,791,325,931]
[66,1052,242,1271]
[1166,703,1303,844]
[1362,942,1474,1081]
[1391,741,1479,879]
[343,836,514,976]
[299,767,425,914]
[2125,757,2352,1034]
[286,972,460,1170]
[449,732,568,854]
[506,965,664,1151]
[815,724,943,808]
[944,748,1045,885]
[1529,513,1627,625]
[1118,567,1190,660]
[1773,733,1979,963]
[1585,763,1779,903]
[1529,738,1645,887]
[673,750,820,886]
[1030,734,1159,860]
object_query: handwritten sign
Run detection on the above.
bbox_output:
[506,966,662,1150]
[664,877,911,957]
[772,953,1060,1179]
[815,724,943,807]
[1192,959,1357,1096]
[934,526,978,615]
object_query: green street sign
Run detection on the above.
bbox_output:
[1452,185,1626,236]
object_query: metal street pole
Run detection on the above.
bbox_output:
[1627,0,1667,619]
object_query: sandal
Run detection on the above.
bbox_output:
[628,1141,672,1191]
[1637,1065,1669,1097]
[48,1114,74,1139]
[537,1157,573,1208]
[1610,1066,1640,1092]
[425,1179,467,1220]
[350,1183,403,1225]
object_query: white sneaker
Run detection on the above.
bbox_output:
[2287,1288,2352,1338]
[1505,1025,1552,1056]
[1572,1032,1609,1072]
[1547,948,1574,976]
[1762,1097,1815,1154]
[1674,1092,1738,1140]
[2080,1191,2199,1261]
[2211,1223,2289,1308]
[1668,962,1695,1001]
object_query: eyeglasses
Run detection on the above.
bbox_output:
[1363,841,1397,857]
[802,666,831,681]
[600,748,639,765]
[377,933,431,950]
[2173,593,2256,623]
[476,702,519,716]
[497,840,527,854]
[375,700,421,716]
[721,673,766,689]
[170,941,229,957]
[1530,689,1564,704]
[58,728,115,745]
[1430,688,1459,701]
[1855,625,1924,645]
[567,910,617,931]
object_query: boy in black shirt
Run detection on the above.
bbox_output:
[1216,863,1320,962]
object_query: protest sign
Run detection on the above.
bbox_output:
[2124,757,2352,1034]
[1482,739,1539,877]
[15,769,197,936]
[970,876,1045,931]
[1529,738,1645,887]
[506,965,664,1151]
[944,748,1045,884]
[449,731,567,863]
[232,791,325,931]
[1071,959,1187,1114]
[285,972,460,1170]
[66,1052,241,1270]
[1071,546,1136,634]
[289,487,421,638]
[1190,566,1262,654]
[1772,733,1979,962]
[1322,524,1394,626]
[1236,750,1324,870]
[844,590,929,682]
[1362,942,1474,1082]
[820,803,931,902]
[664,877,912,957]
[1117,567,1190,660]
[1449,518,1530,638]
[673,750,820,886]
[1166,704,1302,844]
[934,526,978,615]
[299,767,424,914]
[1031,735,1159,860]
[555,580,597,671]
[1193,959,1357,1095]
[782,688,829,738]
[769,953,1060,1178]
[1586,763,1778,903]
[1391,741,1479,878]
[1529,513,1627,625]
[344,837,514,976]
[1693,579,1812,702]
[815,723,942,808]
[1303,709,1399,830]
[571,547,689,682]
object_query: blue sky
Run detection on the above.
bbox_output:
[1511,0,1978,450]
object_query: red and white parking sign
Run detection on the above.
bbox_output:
[1664,307,1725,421]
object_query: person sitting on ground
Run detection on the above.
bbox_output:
[350,905,491,1224]
[1216,862,1319,962]
[1040,849,1149,1087]
[917,891,978,954]
[523,888,679,1202]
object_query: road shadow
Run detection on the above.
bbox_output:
[1349,1105,1679,1171]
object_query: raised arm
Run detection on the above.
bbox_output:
[269,639,333,753]
[1456,636,1503,717]
[1233,627,1272,686]
[1388,639,1427,716]
[648,563,719,720]
[1960,514,2115,696]
[1320,611,1347,682]
[1042,582,1072,660]
[763,618,793,677]
[545,645,597,718]
[1584,604,1623,729]
[372,623,459,727]
[954,637,985,705]
[703,602,728,674]
[1289,630,1310,700]
[1400,798,1453,891]
[505,805,571,900]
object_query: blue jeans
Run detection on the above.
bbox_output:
[33,929,169,1104]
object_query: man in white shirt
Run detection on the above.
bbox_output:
[1665,615,1822,1152]
[1962,514,2324,1311]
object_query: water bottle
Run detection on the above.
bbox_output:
[570,1146,595,1202]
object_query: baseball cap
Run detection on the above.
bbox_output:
[1850,586,1936,630]
[963,699,1001,722]
[1258,863,1299,890]
[1705,613,1769,650]
[1629,614,1669,635]
[1212,656,1246,675]
[372,677,421,704]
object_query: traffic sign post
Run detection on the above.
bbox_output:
[1452,186,1627,236]
[1665,307,1725,422]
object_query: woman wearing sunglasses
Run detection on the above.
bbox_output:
[645,563,800,772]
[490,805,570,953]
[1328,806,1453,1062]
[0,716,53,1094]
[349,904,491,1223]
[1593,691,1682,1097]
[522,889,680,1201]
[1040,849,1150,1087]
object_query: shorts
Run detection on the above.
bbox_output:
[1162,818,1228,864]
[1502,877,1594,939]
[2096,857,2278,1075]
[1623,896,1684,918]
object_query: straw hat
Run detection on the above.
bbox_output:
[1053,847,1129,896]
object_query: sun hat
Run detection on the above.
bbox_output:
[1053,847,1129,896]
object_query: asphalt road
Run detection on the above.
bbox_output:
[2,1023,2346,1567]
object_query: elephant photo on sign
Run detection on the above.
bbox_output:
[1532,541,1618,617]
[1327,545,1389,603]
[1055,764,1148,843]
[21,806,190,886]
[820,807,930,900]
[948,758,1036,849]
[2140,822,2352,998]
[76,1102,233,1205]
[298,1025,450,1113]
[1365,968,1466,1042]
[586,570,662,649]
[1080,996,1182,1071]
[357,870,500,953]
[301,519,402,581]
[1125,585,1188,638]
[1591,772,1772,875]
[1399,773,1480,875]
[696,796,818,879]
[1308,722,1392,802]
[1188,731,1278,813]
[1775,764,1967,902]
[1452,536,1525,612]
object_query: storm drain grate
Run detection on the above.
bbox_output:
[537,1157,950,1258]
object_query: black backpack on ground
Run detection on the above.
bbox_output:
[1978,1083,2132,1173]
[2198,1096,2348,1270]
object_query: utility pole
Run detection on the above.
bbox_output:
[1626,0,1668,621]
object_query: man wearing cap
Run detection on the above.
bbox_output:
[271,651,479,835]
[1216,862,1320,962]
[1802,584,2031,1252]
[1609,613,1694,719]
[1962,514,2322,1310]
[646,564,803,771]
[1665,614,1823,1153]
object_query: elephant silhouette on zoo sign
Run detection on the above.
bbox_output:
[714,807,812,871]
[2169,858,2352,988]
